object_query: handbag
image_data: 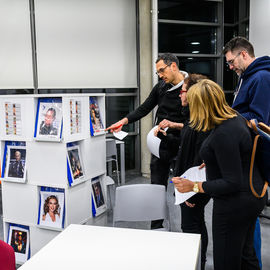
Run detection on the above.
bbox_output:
[248,119,270,198]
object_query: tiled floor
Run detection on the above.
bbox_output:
[1,172,270,269]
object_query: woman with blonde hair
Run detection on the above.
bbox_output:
[172,79,266,270]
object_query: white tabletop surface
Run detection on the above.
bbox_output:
[19,224,200,270]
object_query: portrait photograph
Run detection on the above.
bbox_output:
[67,145,84,186]
[89,97,104,136]
[38,190,65,229]
[7,225,30,263]
[35,98,63,141]
[91,177,106,216]
[5,145,26,183]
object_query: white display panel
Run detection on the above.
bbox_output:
[250,0,270,57]
[35,0,137,88]
[2,182,39,225]
[0,0,34,89]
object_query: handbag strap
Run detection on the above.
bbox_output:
[249,133,268,198]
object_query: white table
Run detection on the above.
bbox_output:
[19,224,201,270]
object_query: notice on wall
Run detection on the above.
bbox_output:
[70,99,81,134]
[5,102,22,136]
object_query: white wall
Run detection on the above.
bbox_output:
[250,0,270,57]
[0,0,34,89]
[0,0,137,90]
[35,0,137,89]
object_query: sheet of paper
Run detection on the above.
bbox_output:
[146,126,168,158]
[113,130,128,140]
[174,166,206,205]
[146,126,161,158]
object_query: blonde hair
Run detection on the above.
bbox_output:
[187,79,237,131]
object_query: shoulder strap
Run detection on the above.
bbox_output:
[249,133,268,198]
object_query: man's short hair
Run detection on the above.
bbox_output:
[223,36,255,57]
[47,108,56,118]
[156,53,179,68]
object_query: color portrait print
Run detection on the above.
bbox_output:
[5,145,26,183]
[8,225,29,263]
[91,177,106,217]
[38,191,65,229]
[67,145,84,185]
[89,97,104,136]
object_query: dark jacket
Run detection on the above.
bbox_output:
[126,78,188,125]
[233,56,270,125]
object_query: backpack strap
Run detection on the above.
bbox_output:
[249,133,269,198]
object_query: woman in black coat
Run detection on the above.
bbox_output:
[172,79,266,270]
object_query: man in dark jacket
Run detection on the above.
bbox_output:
[106,53,188,229]
[223,36,270,124]
[223,36,270,269]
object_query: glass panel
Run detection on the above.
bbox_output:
[178,57,216,81]
[105,96,135,133]
[159,23,217,54]
[223,61,239,91]
[225,92,235,106]
[224,26,238,44]
[224,0,239,23]
[122,135,135,170]
[158,0,217,22]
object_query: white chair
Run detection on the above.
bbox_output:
[106,139,120,185]
[113,184,168,230]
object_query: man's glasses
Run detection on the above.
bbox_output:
[180,90,187,95]
[226,52,241,66]
[156,64,171,75]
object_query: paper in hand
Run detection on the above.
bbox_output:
[113,130,128,140]
[174,166,206,205]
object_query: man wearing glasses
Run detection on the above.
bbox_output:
[107,53,188,229]
[223,37,270,269]
[223,36,270,123]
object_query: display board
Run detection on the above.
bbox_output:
[0,94,107,264]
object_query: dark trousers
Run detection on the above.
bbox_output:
[212,192,266,270]
[150,155,171,229]
[180,194,210,270]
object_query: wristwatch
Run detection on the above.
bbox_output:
[193,182,199,193]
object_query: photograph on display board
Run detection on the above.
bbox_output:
[91,177,106,216]
[89,97,104,136]
[38,189,65,229]
[69,99,82,135]
[67,144,84,186]
[5,102,22,136]
[5,145,26,183]
[7,225,30,263]
[35,98,62,141]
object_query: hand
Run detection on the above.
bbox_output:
[199,163,205,169]
[172,177,194,193]
[158,119,173,129]
[185,201,195,208]
[106,118,128,133]
[154,126,167,137]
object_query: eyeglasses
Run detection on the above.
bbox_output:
[226,52,241,66]
[180,90,187,95]
[156,64,171,75]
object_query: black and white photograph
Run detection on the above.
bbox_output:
[35,99,62,141]
[38,190,65,229]
[5,145,26,183]
[7,225,30,263]
[91,177,106,216]
[67,145,84,186]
